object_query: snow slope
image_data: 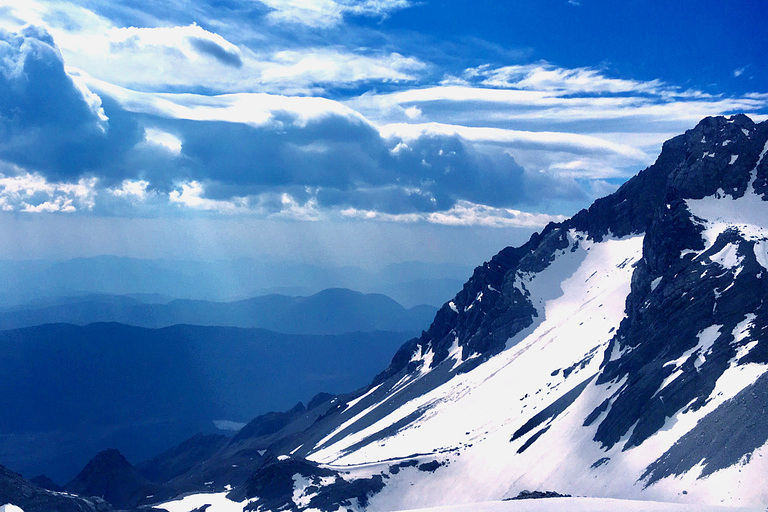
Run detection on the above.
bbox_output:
[393,498,764,512]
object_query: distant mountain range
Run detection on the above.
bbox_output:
[0,258,471,308]
[0,288,437,334]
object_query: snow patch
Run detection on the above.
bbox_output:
[651,277,662,291]
[0,506,25,512]
[733,313,758,360]
[729,154,739,165]
[667,325,720,369]
[157,492,249,512]
[708,242,742,269]
[686,169,768,263]
[754,240,768,271]
[343,383,384,413]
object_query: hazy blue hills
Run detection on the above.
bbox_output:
[0,257,470,308]
[0,288,438,334]
[0,322,416,483]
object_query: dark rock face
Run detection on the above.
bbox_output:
[589,115,768,453]
[64,449,173,510]
[231,402,308,444]
[642,370,768,485]
[0,463,108,512]
[373,223,573,386]
[505,490,571,500]
[136,434,228,486]
[139,395,338,496]
[229,457,385,512]
[29,474,62,492]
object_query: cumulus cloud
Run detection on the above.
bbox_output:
[0,169,96,212]
[0,0,426,94]
[3,25,765,230]
[0,26,142,180]
[0,27,585,227]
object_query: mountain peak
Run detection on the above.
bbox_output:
[65,448,173,509]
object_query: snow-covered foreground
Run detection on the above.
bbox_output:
[0,505,25,512]
[158,492,249,512]
[154,494,766,512]
[393,498,765,512]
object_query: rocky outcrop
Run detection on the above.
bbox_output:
[64,449,173,510]
[0,463,108,512]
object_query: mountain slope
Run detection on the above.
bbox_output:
[64,449,174,510]
[0,463,109,512]
[150,114,768,511]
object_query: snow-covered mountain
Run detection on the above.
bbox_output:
[3,114,767,512]
[148,114,768,511]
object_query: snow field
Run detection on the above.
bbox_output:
[310,234,647,510]
[391,497,764,512]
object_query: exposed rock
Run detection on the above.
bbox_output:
[64,449,173,510]
[505,490,571,500]
[0,462,108,512]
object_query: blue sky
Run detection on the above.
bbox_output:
[0,0,766,266]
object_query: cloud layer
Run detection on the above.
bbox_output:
[0,20,766,228]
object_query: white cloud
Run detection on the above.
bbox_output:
[340,200,566,228]
[477,62,664,94]
[109,180,151,200]
[85,77,370,129]
[379,122,648,160]
[1,0,425,94]
[169,181,250,213]
[0,171,97,212]
[404,106,422,119]
[260,49,425,87]
[350,84,766,126]
[143,129,183,155]
[344,62,768,183]
[257,0,411,27]
[269,193,323,221]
